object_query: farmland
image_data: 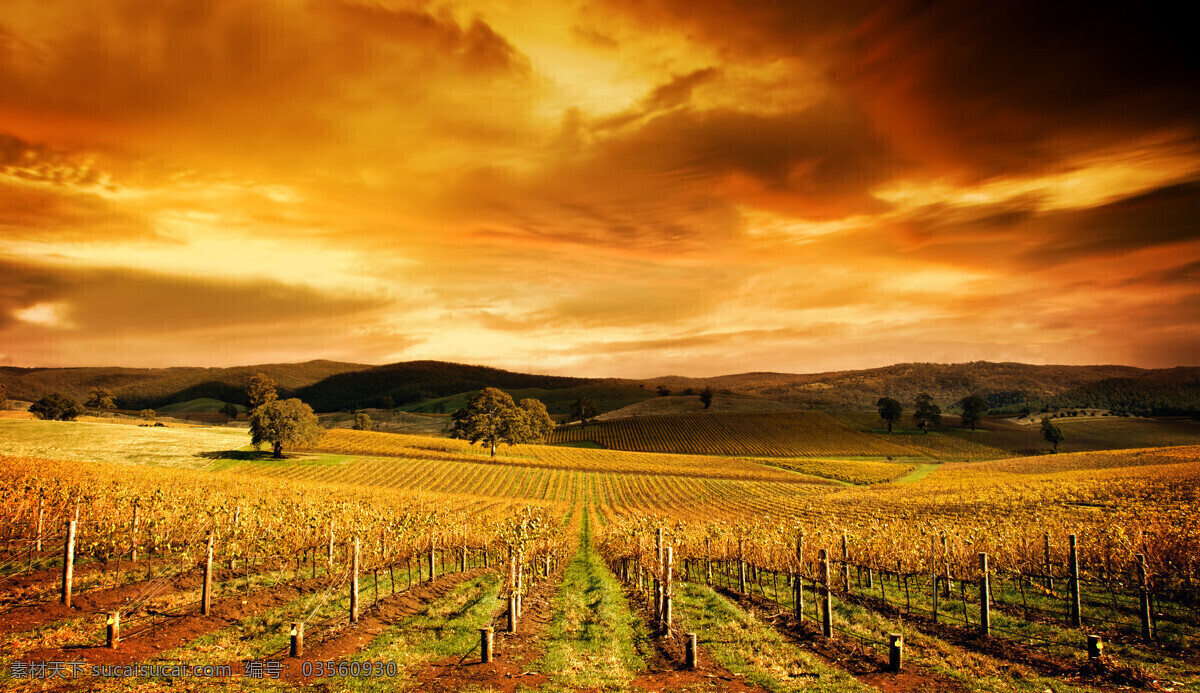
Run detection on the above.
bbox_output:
[1,414,1198,692]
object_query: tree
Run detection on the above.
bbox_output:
[247,373,278,411]
[250,398,323,458]
[876,397,902,433]
[519,398,555,443]
[913,393,941,434]
[353,412,373,431]
[1041,417,1064,453]
[656,385,671,397]
[140,409,156,422]
[0,383,7,411]
[220,402,239,421]
[959,395,988,431]
[30,393,85,421]
[433,401,446,414]
[450,387,546,457]
[699,386,714,409]
[570,397,599,426]
[85,386,116,410]
[682,387,695,396]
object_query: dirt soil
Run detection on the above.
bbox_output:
[0,561,293,637]
[283,567,487,684]
[404,564,564,693]
[622,583,764,693]
[21,574,333,668]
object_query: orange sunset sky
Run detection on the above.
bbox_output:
[1,0,1198,377]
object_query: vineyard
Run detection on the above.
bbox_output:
[0,417,1198,691]
[548,411,921,458]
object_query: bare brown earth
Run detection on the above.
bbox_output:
[0,561,241,637]
[621,583,765,693]
[283,567,487,684]
[21,575,332,669]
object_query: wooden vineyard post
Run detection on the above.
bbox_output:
[1044,532,1052,590]
[705,538,712,585]
[480,627,494,663]
[328,520,335,567]
[1068,534,1081,627]
[738,537,747,594]
[36,497,45,553]
[930,535,938,623]
[202,532,214,616]
[819,549,832,637]
[795,533,805,621]
[61,520,76,607]
[655,528,664,622]
[941,534,952,598]
[664,547,674,632]
[107,611,120,649]
[979,553,990,636]
[685,632,698,670]
[483,544,489,569]
[889,633,903,671]
[429,544,436,583]
[842,532,851,593]
[350,537,360,623]
[1137,554,1152,642]
[373,568,379,606]
[291,622,304,657]
[517,550,524,618]
[507,593,518,633]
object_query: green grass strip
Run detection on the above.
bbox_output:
[536,510,650,689]
[674,582,871,693]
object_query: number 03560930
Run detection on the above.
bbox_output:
[302,660,398,677]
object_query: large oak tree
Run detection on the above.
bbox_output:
[451,387,552,457]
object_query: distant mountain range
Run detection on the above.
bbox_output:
[1,360,1196,417]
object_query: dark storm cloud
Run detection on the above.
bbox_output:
[1020,181,1200,266]
[603,0,1200,179]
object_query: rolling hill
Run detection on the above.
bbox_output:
[3,359,1197,418]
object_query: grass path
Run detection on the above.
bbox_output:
[891,462,939,484]
[534,507,651,689]
[673,582,872,692]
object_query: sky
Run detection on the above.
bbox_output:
[1,0,1198,377]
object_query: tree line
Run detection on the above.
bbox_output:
[876,392,1064,452]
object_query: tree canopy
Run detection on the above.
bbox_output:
[251,398,323,458]
[876,396,902,433]
[1041,417,1064,453]
[247,373,279,410]
[0,383,7,411]
[959,395,989,431]
[450,387,552,457]
[220,402,239,420]
[30,393,85,421]
[699,386,714,409]
[570,397,599,426]
[913,393,942,434]
[519,398,555,443]
[353,411,373,431]
[86,386,117,410]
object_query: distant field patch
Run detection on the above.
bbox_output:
[547,410,918,458]
[754,457,916,485]
[0,418,248,468]
[159,397,244,414]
